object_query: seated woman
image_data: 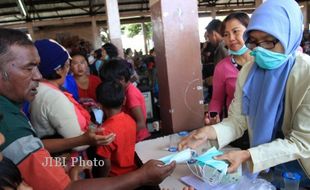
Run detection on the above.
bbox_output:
[179,0,310,188]
[30,39,115,154]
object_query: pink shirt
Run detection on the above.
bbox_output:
[209,57,239,115]
[123,83,150,141]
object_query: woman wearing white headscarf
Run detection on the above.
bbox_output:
[179,0,310,187]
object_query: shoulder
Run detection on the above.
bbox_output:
[127,83,142,96]
[37,83,65,99]
[287,53,310,87]
[216,57,232,67]
[294,52,310,71]
[290,53,310,80]
[89,75,101,82]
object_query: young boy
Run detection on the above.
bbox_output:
[100,58,150,142]
[95,80,137,177]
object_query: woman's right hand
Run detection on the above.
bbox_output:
[178,127,212,150]
[204,112,220,125]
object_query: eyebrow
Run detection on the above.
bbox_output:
[231,27,241,30]
[23,62,38,68]
[248,34,275,41]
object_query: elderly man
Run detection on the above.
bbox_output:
[0,28,175,190]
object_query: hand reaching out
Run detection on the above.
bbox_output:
[178,126,217,151]
[214,150,251,173]
[83,127,116,146]
[139,160,176,186]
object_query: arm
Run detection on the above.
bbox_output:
[130,106,146,131]
[208,60,227,114]
[47,93,85,139]
[211,62,251,149]
[43,128,115,153]
[178,125,217,150]
[95,157,111,177]
[66,160,176,190]
[247,64,310,173]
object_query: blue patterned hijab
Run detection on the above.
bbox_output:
[242,0,303,147]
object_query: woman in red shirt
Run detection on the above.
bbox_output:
[70,52,101,102]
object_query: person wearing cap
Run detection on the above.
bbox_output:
[179,0,310,188]
[30,39,115,153]
[0,28,176,190]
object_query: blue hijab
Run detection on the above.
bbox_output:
[242,0,303,147]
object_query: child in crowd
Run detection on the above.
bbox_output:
[100,58,150,142]
[95,80,137,177]
[0,132,32,190]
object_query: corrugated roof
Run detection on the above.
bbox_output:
[0,0,307,26]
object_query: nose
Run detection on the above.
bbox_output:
[32,66,42,81]
[229,33,235,41]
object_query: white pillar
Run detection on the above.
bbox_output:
[211,7,216,19]
[142,22,148,54]
[255,0,265,7]
[91,16,101,49]
[105,0,124,58]
[27,22,35,41]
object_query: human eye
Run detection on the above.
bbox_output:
[259,41,274,49]
[233,29,239,34]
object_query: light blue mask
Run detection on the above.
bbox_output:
[159,148,194,165]
[250,46,290,70]
[195,147,228,174]
[104,55,109,61]
[228,45,249,56]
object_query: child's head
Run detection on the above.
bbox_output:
[0,133,32,190]
[96,80,125,109]
[99,58,131,85]
[0,157,22,190]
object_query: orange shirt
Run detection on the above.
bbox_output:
[96,112,137,176]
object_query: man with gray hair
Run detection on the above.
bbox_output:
[0,28,175,190]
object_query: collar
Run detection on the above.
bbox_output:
[0,96,22,114]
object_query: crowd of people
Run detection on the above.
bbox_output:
[1,0,310,189]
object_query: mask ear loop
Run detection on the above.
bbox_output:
[2,72,9,81]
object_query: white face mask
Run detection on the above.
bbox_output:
[88,55,95,64]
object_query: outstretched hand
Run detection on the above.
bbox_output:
[83,128,116,146]
[139,160,176,186]
[178,126,213,151]
[214,150,251,173]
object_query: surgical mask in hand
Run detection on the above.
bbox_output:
[187,147,229,186]
[250,47,291,70]
[159,148,195,165]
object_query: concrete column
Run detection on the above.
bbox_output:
[211,7,216,19]
[27,22,35,41]
[91,16,101,49]
[307,2,310,31]
[255,0,265,7]
[150,0,204,134]
[105,0,124,58]
[142,22,148,54]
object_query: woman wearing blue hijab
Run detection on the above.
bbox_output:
[179,0,310,187]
